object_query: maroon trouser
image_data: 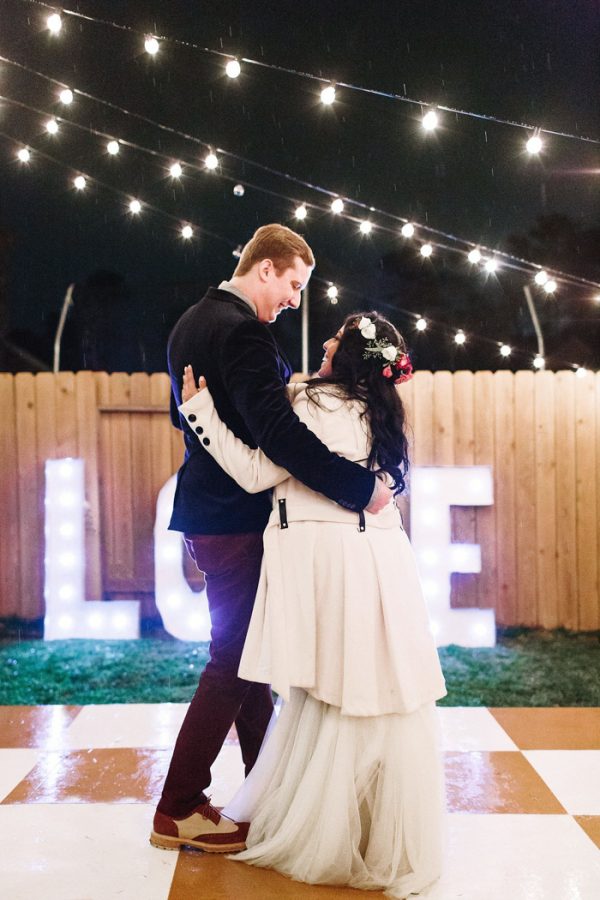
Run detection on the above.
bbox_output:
[157,531,274,819]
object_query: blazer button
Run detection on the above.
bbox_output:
[202,437,210,446]
[195,426,204,435]
[188,414,197,422]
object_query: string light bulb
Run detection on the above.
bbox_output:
[467,248,481,264]
[294,204,307,220]
[533,354,545,369]
[181,225,193,240]
[169,162,183,178]
[73,175,86,190]
[422,110,439,131]
[401,223,415,238]
[526,134,543,154]
[233,183,245,197]
[106,140,120,156]
[499,344,512,357]
[59,88,73,105]
[17,147,30,163]
[326,285,339,301]
[359,220,373,235]
[331,198,344,214]
[544,280,557,294]
[320,85,336,105]
[144,36,159,55]
[47,13,62,34]
[415,317,427,331]
[45,118,59,135]
[225,59,241,78]
[484,258,499,273]
[129,199,142,214]
[420,243,433,257]
[575,366,588,378]
[534,269,548,285]
[454,330,466,345]
[205,151,218,170]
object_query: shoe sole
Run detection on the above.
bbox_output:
[150,831,246,853]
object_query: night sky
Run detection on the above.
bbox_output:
[0,0,598,372]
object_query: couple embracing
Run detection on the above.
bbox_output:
[151,224,446,898]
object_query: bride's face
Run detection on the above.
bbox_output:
[318,327,343,377]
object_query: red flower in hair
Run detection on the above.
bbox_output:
[382,365,393,378]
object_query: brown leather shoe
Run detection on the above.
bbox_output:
[150,800,249,853]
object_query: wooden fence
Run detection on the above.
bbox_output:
[1,370,598,630]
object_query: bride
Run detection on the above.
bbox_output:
[179,311,446,898]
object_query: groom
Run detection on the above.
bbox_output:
[152,224,392,852]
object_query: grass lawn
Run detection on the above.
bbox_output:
[0,629,599,706]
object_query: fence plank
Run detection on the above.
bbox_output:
[130,374,154,589]
[412,372,434,466]
[0,375,20,616]
[452,371,478,608]
[554,372,578,630]
[514,371,538,626]
[576,373,599,630]
[15,373,41,619]
[75,372,102,601]
[494,372,517,625]
[474,372,497,612]
[535,371,558,629]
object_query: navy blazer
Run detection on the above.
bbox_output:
[167,287,376,534]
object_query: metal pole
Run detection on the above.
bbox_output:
[301,282,309,374]
[53,283,75,373]
[522,285,545,358]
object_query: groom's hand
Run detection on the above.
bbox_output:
[364,476,393,514]
[182,365,207,403]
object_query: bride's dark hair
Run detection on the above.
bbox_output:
[306,311,410,493]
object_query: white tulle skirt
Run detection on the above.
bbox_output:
[223,689,445,898]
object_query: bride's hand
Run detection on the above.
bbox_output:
[182,365,207,403]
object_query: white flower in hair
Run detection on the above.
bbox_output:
[381,344,397,361]
[358,316,377,339]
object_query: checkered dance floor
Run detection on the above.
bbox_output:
[1,704,599,899]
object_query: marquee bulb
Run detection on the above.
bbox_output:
[533,354,545,369]
[326,285,338,300]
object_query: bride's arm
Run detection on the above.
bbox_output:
[179,386,291,493]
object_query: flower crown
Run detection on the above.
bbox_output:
[357,316,413,384]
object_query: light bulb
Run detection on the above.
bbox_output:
[320,85,336,105]
[47,13,62,34]
[73,175,86,190]
[145,36,159,55]
[129,199,142,214]
[526,135,543,154]
[534,269,548,285]
[205,151,218,169]
[415,317,427,331]
[326,285,338,300]
[420,243,433,257]
[17,147,30,163]
[226,59,241,78]
[106,140,120,155]
[233,183,245,197]
[360,220,373,234]
[401,223,415,238]
[485,258,499,273]
[422,110,439,131]
[331,198,344,214]
[45,119,59,135]
[294,205,307,220]
[533,355,545,369]
[575,367,587,378]
[499,344,512,357]
[467,248,481,264]
[59,88,73,105]
[181,225,193,239]
[169,162,183,178]
[454,330,466,345]
[544,280,557,294]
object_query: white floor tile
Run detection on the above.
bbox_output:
[437,707,518,751]
[63,703,189,749]
[424,814,600,900]
[0,749,40,801]
[0,804,177,900]
[524,751,600,815]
